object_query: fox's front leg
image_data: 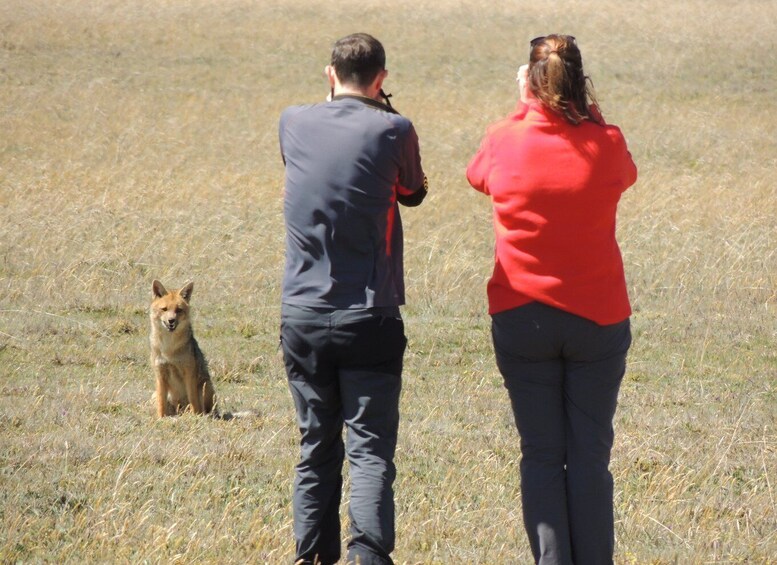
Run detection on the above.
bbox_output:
[155,364,171,418]
[184,365,204,414]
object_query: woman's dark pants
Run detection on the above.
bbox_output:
[491,302,631,565]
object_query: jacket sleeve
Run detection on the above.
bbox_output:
[396,123,428,207]
[607,125,638,192]
[466,132,491,195]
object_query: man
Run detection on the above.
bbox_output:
[278,33,427,565]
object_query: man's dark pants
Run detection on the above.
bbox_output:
[281,304,406,565]
[491,302,631,565]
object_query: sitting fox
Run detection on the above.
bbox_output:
[149,280,216,418]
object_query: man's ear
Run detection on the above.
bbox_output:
[373,68,388,92]
[325,65,337,88]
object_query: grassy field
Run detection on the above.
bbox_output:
[1,0,775,562]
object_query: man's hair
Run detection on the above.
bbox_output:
[330,33,386,88]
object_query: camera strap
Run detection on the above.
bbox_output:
[331,93,399,115]
[379,89,396,113]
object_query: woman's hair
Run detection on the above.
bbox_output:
[527,35,602,125]
[331,33,386,88]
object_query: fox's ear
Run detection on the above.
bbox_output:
[179,281,194,302]
[152,280,167,299]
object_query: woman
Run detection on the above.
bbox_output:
[466,35,637,564]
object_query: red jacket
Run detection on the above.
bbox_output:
[467,100,637,325]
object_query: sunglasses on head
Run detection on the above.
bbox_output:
[530,35,576,47]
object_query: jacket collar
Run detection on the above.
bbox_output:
[332,94,398,114]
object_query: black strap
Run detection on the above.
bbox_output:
[379,89,396,112]
[331,93,399,115]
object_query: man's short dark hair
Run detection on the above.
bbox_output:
[330,33,385,88]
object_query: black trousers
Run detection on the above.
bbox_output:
[281,304,407,565]
[491,302,631,565]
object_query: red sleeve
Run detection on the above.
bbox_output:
[466,133,491,195]
[606,126,638,192]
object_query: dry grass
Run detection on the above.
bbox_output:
[1,0,775,562]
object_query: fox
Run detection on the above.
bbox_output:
[149,279,216,418]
